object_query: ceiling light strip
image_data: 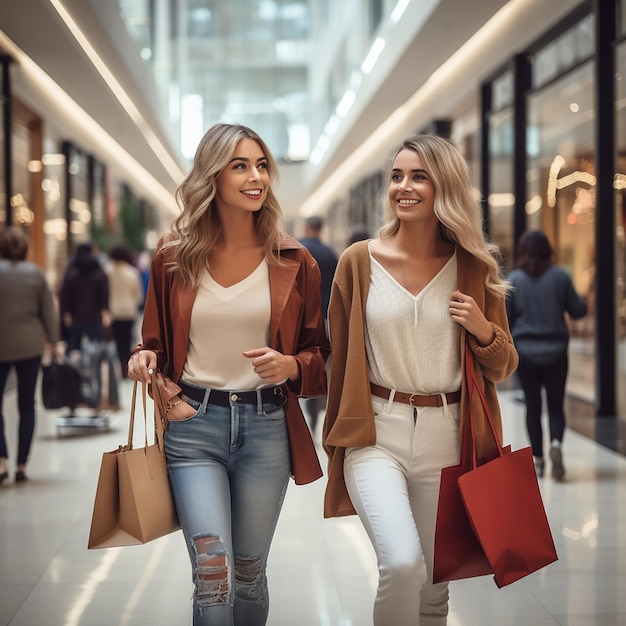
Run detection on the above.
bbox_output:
[0,30,177,216]
[301,0,536,217]
[48,0,185,182]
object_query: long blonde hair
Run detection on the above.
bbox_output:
[379,134,508,297]
[162,123,283,286]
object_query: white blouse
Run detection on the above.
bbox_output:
[365,247,461,394]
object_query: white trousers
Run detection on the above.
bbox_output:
[344,393,461,626]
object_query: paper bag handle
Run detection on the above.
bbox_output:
[127,381,162,460]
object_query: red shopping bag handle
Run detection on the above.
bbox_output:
[464,345,507,470]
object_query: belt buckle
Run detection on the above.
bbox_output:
[272,385,285,406]
[409,393,420,407]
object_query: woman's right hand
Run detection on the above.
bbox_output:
[127,349,157,384]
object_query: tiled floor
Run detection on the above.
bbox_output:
[1,379,625,626]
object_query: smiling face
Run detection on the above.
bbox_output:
[388,148,437,225]
[215,137,270,215]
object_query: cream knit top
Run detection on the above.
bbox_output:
[182,260,270,390]
[365,248,461,395]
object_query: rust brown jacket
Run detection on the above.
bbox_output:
[323,242,519,518]
[139,233,330,485]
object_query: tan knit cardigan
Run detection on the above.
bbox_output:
[322,242,519,518]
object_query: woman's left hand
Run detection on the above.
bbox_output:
[243,347,299,384]
[449,290,495,346]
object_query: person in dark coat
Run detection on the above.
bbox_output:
[299,215,338,436]
[347,222,370,246]
[60,242,110,352]
[506,230,587,480]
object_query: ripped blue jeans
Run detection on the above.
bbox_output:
[165,383,291,626]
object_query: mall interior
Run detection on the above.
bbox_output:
[0,1,625,625]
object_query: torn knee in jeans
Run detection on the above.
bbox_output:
[235,555,265,601]
[193,535,230,607]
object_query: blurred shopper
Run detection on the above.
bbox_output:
[106,245,143,378]
[127,123,329,626]
[506,230,587,480]
[136,249,152,309]
[346,222,370,246]
[323,135,518,626]
[60,242,110,351]
[298,215,337,436]
[0,227,60,484]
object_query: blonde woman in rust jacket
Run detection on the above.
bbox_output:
[323,135,518,626]
[128,123,329,626]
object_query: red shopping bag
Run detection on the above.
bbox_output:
[433,344,497,584]
[458,445,558,587]
[433,461,493,583]
[459,347,557,587]
[433,346,557,587]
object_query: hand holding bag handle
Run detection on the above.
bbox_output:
[457,346,558,587]
[88,380,179,549]
[149,373,167,457]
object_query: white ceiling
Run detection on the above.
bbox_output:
[0,0,184,218]
[0,0,582,224]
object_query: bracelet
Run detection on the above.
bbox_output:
[166,399,183,414]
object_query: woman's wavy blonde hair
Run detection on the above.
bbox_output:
[380,134,508,297]
[162,123,283,286]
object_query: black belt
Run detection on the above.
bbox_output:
[179,381,286,408]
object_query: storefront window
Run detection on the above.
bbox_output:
[67,146,91,249]
[0,111,4,228]
[527,61,596,402]
[450,110,481,223]
[0,57,6,228]
[10,99,45,267]
[492,71,513,110]
[90,158,111,252]
[488,107,514,271]
[482,70,515,270]
[11,122,33,229]
[42,138,68,292]
[615,43,626,416]
[532,14,594,89]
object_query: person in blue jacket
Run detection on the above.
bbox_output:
[298,216,337,437]
[506,230,587,480]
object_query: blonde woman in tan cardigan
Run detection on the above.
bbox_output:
[323,135,518,626]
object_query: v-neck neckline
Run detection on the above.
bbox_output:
[206,258,267,292]
[368,244,455,299]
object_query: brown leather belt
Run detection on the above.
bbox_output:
[370,383,461,407]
